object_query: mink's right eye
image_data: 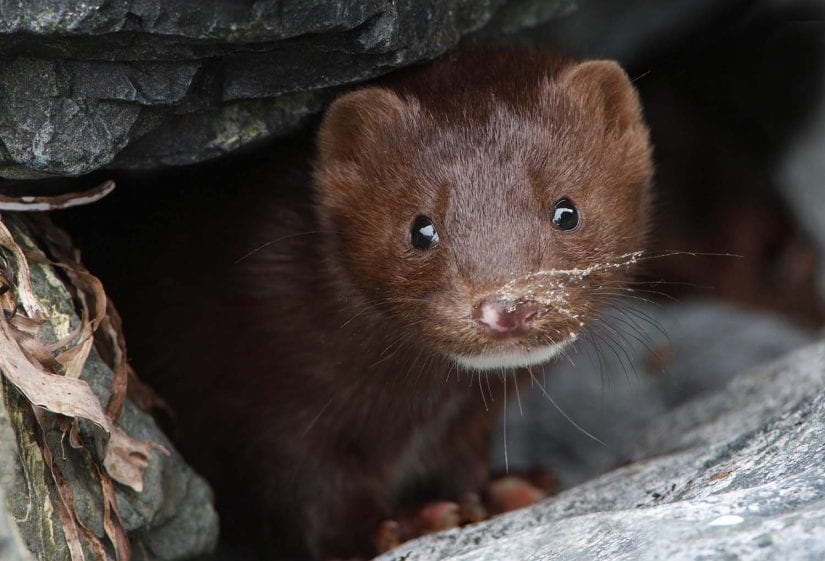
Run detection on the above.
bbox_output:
[410,215,439,250]
[551,198,580,231]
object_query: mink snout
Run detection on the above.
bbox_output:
[473,298,541,338]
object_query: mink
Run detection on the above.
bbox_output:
[91,50,653,559]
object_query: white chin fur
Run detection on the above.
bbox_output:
[450,336,576,371]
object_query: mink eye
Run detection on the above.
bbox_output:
[551,198,580,231]
[410,215,440,250]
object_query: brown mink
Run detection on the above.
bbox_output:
[102,50,653,559]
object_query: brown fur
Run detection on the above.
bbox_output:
[116,51,652,560]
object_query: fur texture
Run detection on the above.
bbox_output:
[118,50,653,560]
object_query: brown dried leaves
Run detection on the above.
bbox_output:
[0,213,167,561]
[0,181,115,211]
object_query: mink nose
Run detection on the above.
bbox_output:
[473,298,540,339]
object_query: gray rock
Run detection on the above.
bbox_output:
[0,214,218,560]
[0,1,573,178]
[377,335,825,561]
[0,488,32,561]
[0,462,31,561]
[778,35,825,303]
[469,0,744,63]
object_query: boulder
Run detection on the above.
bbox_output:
[0,214,218,561]
[0,0,574,178]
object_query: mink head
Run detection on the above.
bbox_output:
[314,55,653,371]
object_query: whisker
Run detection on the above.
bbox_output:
[234,231,325,264]
[503,375,509,473]
[527,367,605,446]
[598,311,658,356]
[591,290,663,308]
[302,398,334,437]
[512,370,524,416]
[611,302,671,344]
[599,286,681,302]
[589,328,634,385]
[594,320,641,385]
[639,249,742,261]
[581,330,609,390]
[478,372,489,411]
[445,361,457,383]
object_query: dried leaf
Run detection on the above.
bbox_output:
[24,216,131,420]
[45,319,85,353]
[0,295,169,493]
[77,523,112,561]
[32,408,89,561]
[65,266,107,333]
[0,212,178,561]
[96,463,132,561]
[101,425,168,494]
[48,464,89,561]
[7,311,45,339]
[69,419,84,449]
[0,180,115,211]
[0,218,169,492]
[15,324,62,372]
[100,303,130,421]
[56,331,95,379]
[0,269,14,316]
[97,297,169,418]
[125,369,172,417]
[0,317,111,427]
[0,220,45,319]
[48,442,113,561]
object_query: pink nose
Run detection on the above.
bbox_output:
[473,299,540,339]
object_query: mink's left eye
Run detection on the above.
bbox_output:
[410,215,440,250]
[551,198,580,231]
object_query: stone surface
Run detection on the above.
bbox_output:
[0,488,31,561]
[0,0,574,178]
[377,306,824,561]
[0,214,218,561]
[779,33,825,303]
[470,0,744,62]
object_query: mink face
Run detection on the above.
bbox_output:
[315,55,653,372]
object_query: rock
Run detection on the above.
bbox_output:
[0,487,32,561]
[471,0,745,63]
[0,1,573,179]
[0,214,218,561]
[376,306,824,561]
[778,37,825,303]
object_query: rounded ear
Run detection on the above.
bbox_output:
[560,60,644,134]
[318,87,409,166]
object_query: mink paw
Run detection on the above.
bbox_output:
[485,475,548,514]
[375,500,465,553]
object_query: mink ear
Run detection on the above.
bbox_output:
[560,60,644,134]
[318,87,409,166]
